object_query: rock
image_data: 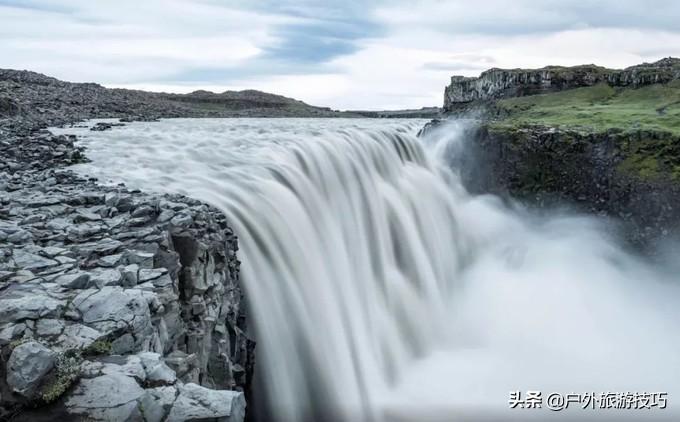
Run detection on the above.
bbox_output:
[72,287,152,347]
[132,205,155,217]
[36,319,64,337]
[124,249,154,269]
[0,323,26,344]
[139,386,177,422]
[105,193,133,212]
[157,209,174,223]
[54,255,76,265]
[0,93,253,414]
[166,383,246,422]
[65,373,144,421]
[54,271,92,289]
[0,294,65,322]
[56,324,102,350]
[7,229,31,244]
[46,217,70,232]
[6,341,56,399]
[74,238,124,256]
[139,352,177,386]
[111,333,135,354]
[139,268,167,283]
[89,267,122,287]
[99,355,146,381]
[444,57,680,110]
[170,213,193,228]
[98,253,123,267]
[74,208,102,223]
[121,263,140,287]
[12,249,57,271]
[67,222,104,241]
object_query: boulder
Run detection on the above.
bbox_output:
[72,287,153,348]
[55,323,103,350]
[166,383,245,422]
[65,372,144,421]
[139,386,178,422]
[0,294,65,322]
[139,352,177,386]
[54,272,92,289]
[6,341,56,399]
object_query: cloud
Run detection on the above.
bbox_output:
[422,55,498,72]
[0,0,72,14]
[375,0,680,36]
[2,0,680,109]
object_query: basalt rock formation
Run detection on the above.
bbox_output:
[435,58,680,249]
[444,57,680,111]
[0,72,256,421]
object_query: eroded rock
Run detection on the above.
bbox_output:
[6,341,56,399]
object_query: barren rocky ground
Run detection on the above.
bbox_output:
[0,71,258,421]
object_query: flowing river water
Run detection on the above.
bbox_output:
[52,118,680,421]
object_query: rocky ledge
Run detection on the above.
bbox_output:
[431,57,680,250]
[434,123,680,247]
[444,57,680,110]
[1,123,253,418]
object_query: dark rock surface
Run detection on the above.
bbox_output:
[0,68,355,137]
[444,57,680,111]
[427,121,680,248]
[350,106,442,119]
[0,71,254,421]
[433,58,680,250]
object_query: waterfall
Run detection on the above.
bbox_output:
[57,118,680,421]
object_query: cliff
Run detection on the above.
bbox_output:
[444,58,680,111]
[435,58,680,249]
[0,72,255,420]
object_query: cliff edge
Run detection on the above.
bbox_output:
[444,57,680,110]
[0,72,255,420]
[435,58,680,249]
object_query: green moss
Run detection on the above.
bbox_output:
[615,134,680,181]
[83,339,112,356]
[41,376,72,404]
[495,82,680,135]
[40,351,82,404]
[618,155,661,180]
[9,338,29,349]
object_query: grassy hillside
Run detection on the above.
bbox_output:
[493,80,680,135]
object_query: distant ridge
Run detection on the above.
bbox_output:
[444,57,680,111]
[0,68,355,134]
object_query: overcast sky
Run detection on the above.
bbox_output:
[2,0,680,110]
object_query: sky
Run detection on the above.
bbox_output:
[2,0,680,110]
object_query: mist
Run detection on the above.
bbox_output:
[52,118,680,421]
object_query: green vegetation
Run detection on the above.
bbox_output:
[8,337,29,349]
[616,137,680,181]
[83,339,112,355]
[493,81,680,135]
[40,351,82,404]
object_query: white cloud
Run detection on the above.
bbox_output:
[2,0,680,109]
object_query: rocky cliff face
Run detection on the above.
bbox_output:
[0,87,254,419]
[435,58,680,249]
[429,122,680,248]
[444,58,680,110]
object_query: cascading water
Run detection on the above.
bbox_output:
[53,118,680,421]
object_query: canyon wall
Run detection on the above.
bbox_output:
[0,76,255,420]
[444,58,680,110]
[436,57,680,249]
[439,124,680,246]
